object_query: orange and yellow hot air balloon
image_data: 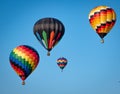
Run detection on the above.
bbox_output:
[89,5,116,43]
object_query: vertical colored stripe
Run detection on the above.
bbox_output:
[42,31,48,48]
[49,31,55,49]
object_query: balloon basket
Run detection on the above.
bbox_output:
[47,52,50,56]
[101,39,104,43]
[22,81,25,85]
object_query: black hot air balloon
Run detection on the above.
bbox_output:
[33,17,65,56]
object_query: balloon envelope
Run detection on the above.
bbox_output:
[89,6,116,43]
[33,17,65,55]
[9,45,39,85]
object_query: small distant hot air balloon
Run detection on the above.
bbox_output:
[56,57,68,72]
[89,5,116,43]
[9,45,39,85]
[33,17,65,56]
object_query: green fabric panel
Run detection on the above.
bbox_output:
[42,31,48,48]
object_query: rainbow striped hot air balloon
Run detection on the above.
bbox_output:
[9,45,39,85]
[56,57,68,72]
[89,5,116,43]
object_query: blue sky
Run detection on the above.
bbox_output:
[0,0,120,94]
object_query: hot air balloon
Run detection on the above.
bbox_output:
[88,6,116,43]
[33,17,65,56]
[56,57,68,72]
[9,45,39,85]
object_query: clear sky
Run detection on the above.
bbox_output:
[0,0,120,94]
